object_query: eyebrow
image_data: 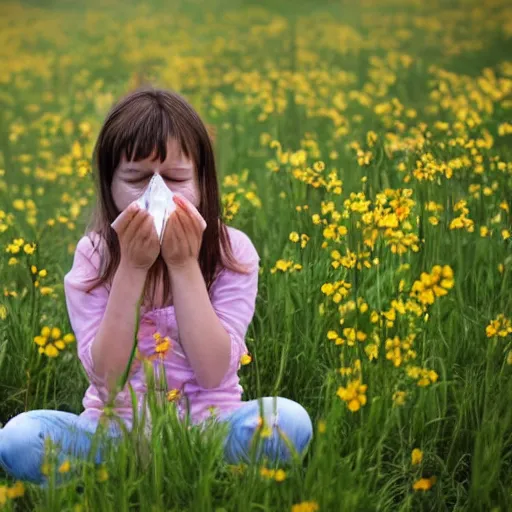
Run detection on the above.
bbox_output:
[121,166,193,173]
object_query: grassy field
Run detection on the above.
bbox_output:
[1,0,512,510]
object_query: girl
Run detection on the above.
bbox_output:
[0,87,313,485]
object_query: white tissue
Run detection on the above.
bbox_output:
[135,174,176,242]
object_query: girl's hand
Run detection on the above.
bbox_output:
[161,193,207,270]
[112,203,160,272]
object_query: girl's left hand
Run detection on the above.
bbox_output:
[161,193,207,270]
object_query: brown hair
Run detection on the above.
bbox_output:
[87,86,249,306]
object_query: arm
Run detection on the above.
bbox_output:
[65,203,160,396]
[169,231,260,390]
[169,260,231,389]
[161,194,259,389]
[90,263,147,392]
[64,237,147,396]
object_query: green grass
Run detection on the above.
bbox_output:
[0,0,512,510]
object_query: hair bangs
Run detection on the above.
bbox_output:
[112,101,192,172]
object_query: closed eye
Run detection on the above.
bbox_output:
[163,177,188,183]
[125,176,151,184]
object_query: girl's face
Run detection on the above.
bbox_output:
[111,138,199,212]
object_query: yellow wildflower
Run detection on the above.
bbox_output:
[337,379,368,412]
[44,344,59,358]
[413,476,436,491]
[166,389,181,402]
[291,501,319,512]
[411,448,423,465]
[6,481,25,499]
[275,469,287,482]
[392,391,407,406]
[486,314,512,338]
[240,353,252,365]
[23,243,36,255]
[97,466,109,482]
[289,231,300,243]
[59,460,71,473]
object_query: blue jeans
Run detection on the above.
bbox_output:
[0,397,313,484]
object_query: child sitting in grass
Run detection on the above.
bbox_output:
[0,86,313,485]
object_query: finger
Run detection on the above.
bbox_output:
[171,209,187,248]
[176,208,197,254]
[176,201,201,241]
[139,214,158,242]
[111,202,140,235]
[173,193,207,231]
[124,209,151,241]
[175,197,204,238]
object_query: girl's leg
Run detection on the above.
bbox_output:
[220,397,313,465]
[0,410,117,484]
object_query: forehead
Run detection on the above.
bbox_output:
[120,137,191,165]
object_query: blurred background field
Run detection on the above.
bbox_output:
[0,0,511,510]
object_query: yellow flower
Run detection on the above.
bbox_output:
[12,199,25,211]
[155,337,171,354]
[63,333,75,344]
[392,391,406,406]
[41,462,51,476]
[166,389,181,402]
[313,161,325,172]
[291,501,319,512]
[51,327,61,340]
[486,314,512,338]
[44,344,59,358]
[256,416,273,438]
[411,448,423,465]
[413,476,436,491]
[97,466,109,482]
[58,460,71,473]
[272,259,292,273]
[240,353,252,365]
[0,486,6,506]
[289,231,300,243]
[23,243,36,255]
[365,343,378,361]
[40,287,54,296]
[337,379,368,412]
[327,330,338,340]
[6,481,25,499]
[274,469,286,482]
[321,283,334,295]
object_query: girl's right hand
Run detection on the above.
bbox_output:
[112,203,160,271]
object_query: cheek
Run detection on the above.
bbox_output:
[169,181,200,208]
[111,179,147,211]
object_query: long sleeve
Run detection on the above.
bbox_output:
[209,227,260,385]
[63,234,109,390]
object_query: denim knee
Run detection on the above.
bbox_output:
[223,397,313,465]
[269,397,313,458]
[0,412,47,484]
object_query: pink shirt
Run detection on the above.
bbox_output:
[64,226,260,429]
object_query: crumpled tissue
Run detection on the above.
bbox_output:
[135,174,176,242]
